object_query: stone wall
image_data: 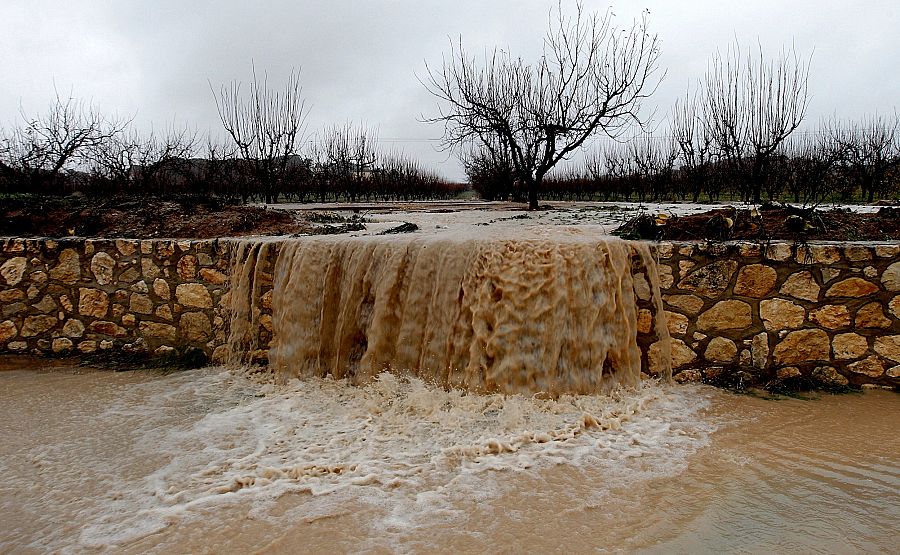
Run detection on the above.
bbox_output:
[653,241,900,389]
[1,235,898,390]
[0,237,231,358]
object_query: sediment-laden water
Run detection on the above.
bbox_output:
[0,365,896,554]
[229,233,669,395]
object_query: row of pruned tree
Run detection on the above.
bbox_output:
[0,77,461,202]
[527,113,900,205]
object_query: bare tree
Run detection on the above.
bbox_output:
[701,43,811,203]
[321,123,378,202]
[423,2,661,209]
[672,91,716,201]
[782,128,840,207]
[212,66,309,204]
[1,89,127,194]
[830,113,900,202]
[87,123,198,196]
[462,138,518,201]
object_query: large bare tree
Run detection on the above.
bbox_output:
[212,66,308,204]
[423,2,661,209]
[701,43,811,203]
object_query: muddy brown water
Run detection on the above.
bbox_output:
[1,363,897,554]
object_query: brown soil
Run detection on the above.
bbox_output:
[616,205,900,242]
[0,196,364,239]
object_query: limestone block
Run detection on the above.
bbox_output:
[796,244,841,265]
[33,295,57,314]
[176,284,213,308]
[62,319,85,338]
[764,243,792,261]
[875,245,899,258]
[653,242,674,259]
[657,264,674,289]
[78,288,110,318]
[751,332,769,369]
[49,249,81,285]
[130,281,149,293]
[89,321,127,337]
[809,305,851,329]
[665,311,689,335]
[704,337,737,363]
[637,309,652,334]
[773,329,830,365]
[677,260,738,298]
[733,264,777,298]
[90,252,116,285]
[7,341,27,352]
[52,337,73,353]
[873,335,900,363]
[0,320,17,343]
[855,302,892,329]
[153,278,171,300]
[890,296,900,319]
[697,300,752,331]
[118,266,140,284]
[139,321,178,343]
[155,305,173,321]
[115,239,137,256]
[832,333,868,360]
[777,367,802,379]
[0,289,25,304]
[30,270,48,286]
[21,315,58,337]
[843,245,872,262]
[881,262,900,291]
[0,257,27,286]
[199,268,228,285]
[848,356,885,378]
[180,312,212,342]
[826,278,878,298]
[780,271,820,302]
[177,255,198,280]
[77,340,98,354]
[155,345,177,356]
[141,258,160,279]
[129,293,154,315]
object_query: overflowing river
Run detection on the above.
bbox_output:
[1,363,897,554]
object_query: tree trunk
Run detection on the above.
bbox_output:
[528,185,539,210]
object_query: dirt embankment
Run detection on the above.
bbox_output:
[615,205,900,242]
[0,196,365,239]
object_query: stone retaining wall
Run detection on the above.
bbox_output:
[0,237,231,358]
[653,241,900,388]
[1,236,898,390]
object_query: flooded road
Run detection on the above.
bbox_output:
[0,364,897,554]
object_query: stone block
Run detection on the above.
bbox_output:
[733,264,777,298]
[773,329,830,365]
[697,300,752,331]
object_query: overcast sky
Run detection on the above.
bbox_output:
[2,1,898,180]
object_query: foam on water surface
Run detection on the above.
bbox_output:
[0,367,714,553]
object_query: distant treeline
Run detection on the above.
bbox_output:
[0,86,465,203]
[467,113,900,206]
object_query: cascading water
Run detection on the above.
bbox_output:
[226,233,671,394]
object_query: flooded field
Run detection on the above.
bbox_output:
[1,362,897,554]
